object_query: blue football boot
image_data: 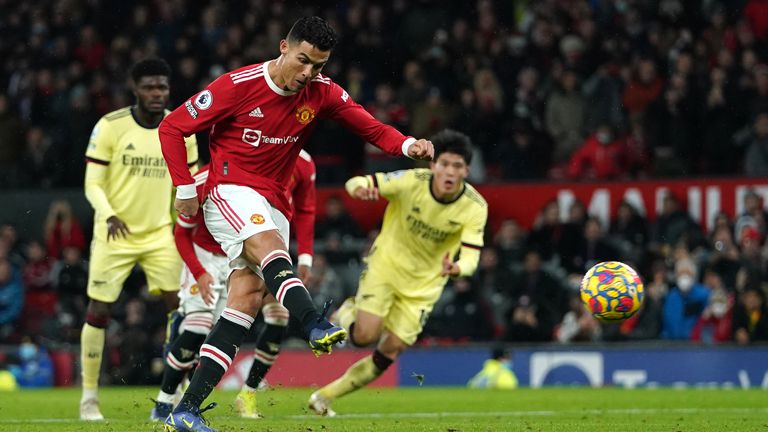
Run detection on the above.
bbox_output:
[150,399,173,422]
[163,403,218,432]
[307,300,347,356]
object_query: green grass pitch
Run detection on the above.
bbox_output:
[0,387,766,431]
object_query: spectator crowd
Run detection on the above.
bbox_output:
[3,190,768,359]
[4,1,768,185]
[3,0,768,384]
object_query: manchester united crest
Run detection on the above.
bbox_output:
[295,105,316,125]
[251,214,265,224]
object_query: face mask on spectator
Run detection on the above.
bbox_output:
[19,343,37,361]
[676,275,693,292]
[597,131,612,144]
[711,301,728,318]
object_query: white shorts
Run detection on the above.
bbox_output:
[203,184,290,273]
[178,244,229,317]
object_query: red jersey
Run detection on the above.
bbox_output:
[160,60,413,219]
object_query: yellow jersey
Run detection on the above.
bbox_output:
[352,168,487,282]
[467,359,519,389]
[85,107,198,238]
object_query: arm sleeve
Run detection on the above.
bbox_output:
[84,163,117,219]
[173,215,207,280]
[373,170,409,200]
[344,175,374,197]
[160,75,240,195]
[345,170,409,201]
[455,204,488,277]
[323,82,414,158]
[291,160,317,266]
[184,134,199,169]
[84,118,116,219]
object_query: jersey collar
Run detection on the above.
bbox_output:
[263,60,297,97]
[429,174,466,205]
[130,106,164,129]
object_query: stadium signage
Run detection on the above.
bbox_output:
[480,178,768,232]
[211,346,768,389]
[316,178,768,233]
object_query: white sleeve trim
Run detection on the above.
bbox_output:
[297,254,313,268]
[176,184,198,200]
[401,137,416,159]
[176,217,197,228]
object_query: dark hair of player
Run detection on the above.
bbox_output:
[431,129,473,165]
[287,16,338,51]
[130,58,172,83]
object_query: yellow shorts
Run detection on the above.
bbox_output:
[355,263,444,345]
[87,226,182,303]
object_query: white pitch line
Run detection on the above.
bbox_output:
[4,407,767,424]
[289,407,768,420]
[0,419,136,424]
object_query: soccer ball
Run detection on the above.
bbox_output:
[580,261,644,322]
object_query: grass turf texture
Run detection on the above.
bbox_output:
[0,387,765,431]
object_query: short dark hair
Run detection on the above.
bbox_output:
[286,16,338,51]
[431,129,473,164]
[491,345,510,360]
[130,58,172,83]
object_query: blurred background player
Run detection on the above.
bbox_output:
[159,16,433,431]
[79,58,198,421]
[467,346,518,390]
[309,129,487,416]
[150,151,316,421]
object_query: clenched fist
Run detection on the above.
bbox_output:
[407,139,434,160]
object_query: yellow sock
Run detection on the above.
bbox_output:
[81,323,105,391]
[319,355,381,400]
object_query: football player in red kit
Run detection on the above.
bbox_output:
[160,16,433,431]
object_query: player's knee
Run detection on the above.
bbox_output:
[227,292,262,316]
[377,333,409,358]
[243,231,284,264]
[161,291,180,310]
[85,300,111,328]
[262,302,289,326]
[228,271,265,312]
[180,312,215,335]
[351,324,379,346]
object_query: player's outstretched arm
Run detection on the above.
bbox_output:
[325,82,434,161]
[406,139,434,160]
[345,175,379,201]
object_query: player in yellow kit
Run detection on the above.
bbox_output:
[79,58,198,421]
[309,129,488,416]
